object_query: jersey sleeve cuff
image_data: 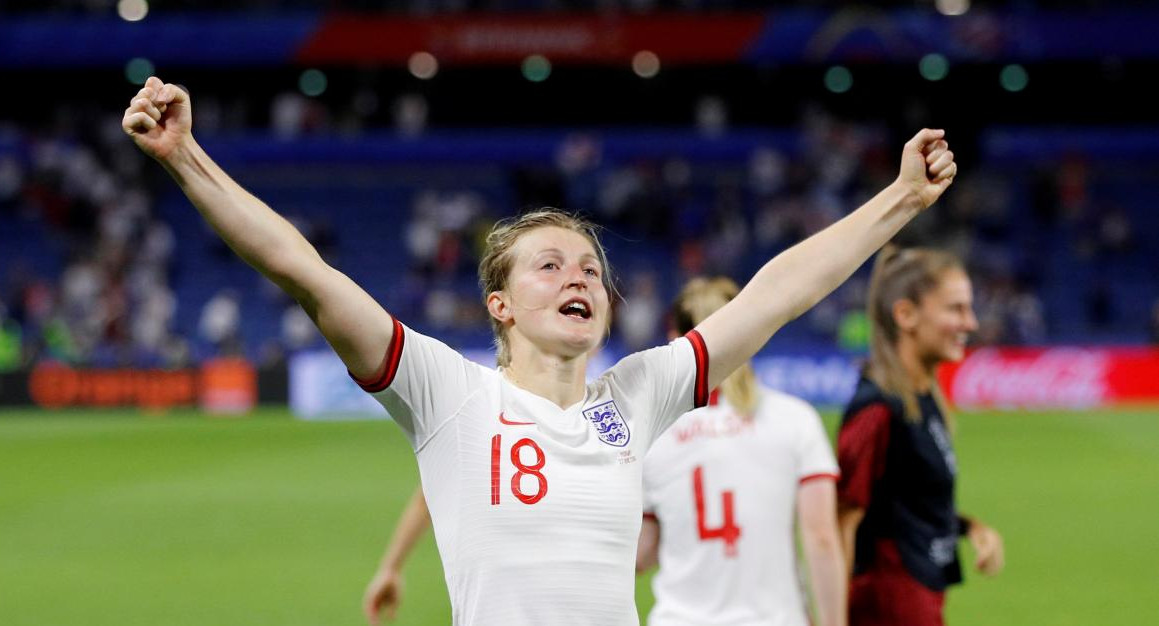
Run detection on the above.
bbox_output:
[349,317,406,393]
[685,329,710,409]
[798,472,840,485]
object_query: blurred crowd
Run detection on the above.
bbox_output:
[1,91,1155,372]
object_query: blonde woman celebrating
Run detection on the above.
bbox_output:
[123,76,956,625]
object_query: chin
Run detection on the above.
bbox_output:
[556,332,599,358]
[943,345,967,362]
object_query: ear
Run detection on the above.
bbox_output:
[486,291,512,324]
[892,298,920,332]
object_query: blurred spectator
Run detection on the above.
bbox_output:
[282,305,319,351]
[2,97,1155,368]
[200,289,242,356]
[393,95,429,137]
[694,96,728,137]
[615,272,662,351]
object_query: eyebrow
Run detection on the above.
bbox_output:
[533,248,601,264]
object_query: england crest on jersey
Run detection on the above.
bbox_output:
[583,400,630,447]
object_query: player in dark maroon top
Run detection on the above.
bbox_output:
[837,246,1004,626]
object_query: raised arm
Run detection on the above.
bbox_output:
[122,77,392,379]
[695,129,956,388]
[797,479,847,626]
[363,487,432,625]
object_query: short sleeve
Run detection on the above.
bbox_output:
[793,400,840,484]
[836,402,892,510]
[603,330,709,450]
[350,319,483,449]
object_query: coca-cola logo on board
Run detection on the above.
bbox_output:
[951,348,1109,409]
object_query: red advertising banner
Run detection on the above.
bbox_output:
[938,347,1159,409]
[27,360,257,412]
[298,14,767,65]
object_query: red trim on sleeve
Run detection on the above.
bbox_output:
[799,472,839,485]
[642,512,658,521]
[685,329,710,408]
[837,403,892,510]
[349,317,406,393]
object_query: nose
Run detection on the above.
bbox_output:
[964,308,979,332]
[565,266,590,290]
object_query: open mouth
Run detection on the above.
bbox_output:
[558,298,592,320]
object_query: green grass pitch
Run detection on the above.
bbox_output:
[2,406,1158,625]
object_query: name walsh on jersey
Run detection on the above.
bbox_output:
[673,413,756,444]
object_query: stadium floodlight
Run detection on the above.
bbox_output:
[920,54,950,81]
[299,69,327,97]
[408,52,439,80]
[824,66,853,94]
[521,55,552,82]
[1000,64,1029,92]
[117,0,148,22]
[125,57,154,85]
[935,0,970,16]
[632,51,661,79]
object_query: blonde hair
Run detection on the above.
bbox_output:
[670,277,760,418]
[478,208,615,367]
[865,244,964,425]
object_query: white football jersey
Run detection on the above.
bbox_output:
[356,319,709,625]
[642,386,838,626]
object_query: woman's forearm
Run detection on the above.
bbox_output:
[743,182,921,329]
[803,530,848,626]
[377,488,433,572]
[701,182,923,385]
[161,137,324,299]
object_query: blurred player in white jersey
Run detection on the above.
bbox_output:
[637,277,845,626]
[124,77,957,625]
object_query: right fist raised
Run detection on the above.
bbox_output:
[122,76,192,162]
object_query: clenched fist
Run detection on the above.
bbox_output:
[122,76,192,162]
[896,128,958,210]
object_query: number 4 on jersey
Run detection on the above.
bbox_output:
[693,466,742,557]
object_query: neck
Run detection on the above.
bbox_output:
[504,341,588,409]
[895,336,935,393]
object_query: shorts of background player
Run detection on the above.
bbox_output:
[849,540,945,626]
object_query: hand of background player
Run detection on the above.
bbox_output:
[363,567,404,624]
[121,76,192,162]
[895,128,957,210]
[967,520,1005,576]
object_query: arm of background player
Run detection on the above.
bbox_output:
[960,514,1005,576]
[836,504,864,580]
[635,514,661,574]
[798,479,848,626]
[363,487,432,625]
[692,129,956,389]
[122,77,393,380]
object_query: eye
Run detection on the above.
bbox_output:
[584,267,599,278]
[541,262,559,271]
